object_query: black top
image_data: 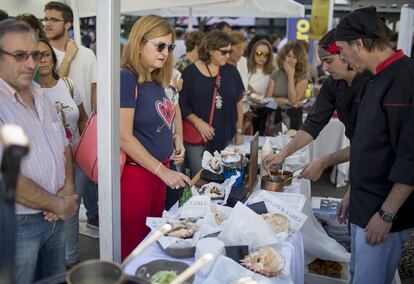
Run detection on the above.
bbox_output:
[179,63,244,152]
[300,72,369,140]
[349,55,414,232]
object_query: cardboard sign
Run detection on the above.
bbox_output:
[253,191,308,231]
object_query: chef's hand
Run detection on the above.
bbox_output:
[298,159,326,181]
[262,152,286,171]
[172,134,185,166]
[195,119,215,142]
[158,165,192,189]
[336,189,350,224]
[365,212,392,246]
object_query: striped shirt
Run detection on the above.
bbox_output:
[0,79,68,215]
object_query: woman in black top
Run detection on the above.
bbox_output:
[179,31,244,176]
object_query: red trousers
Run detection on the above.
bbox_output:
[120,162,167,260]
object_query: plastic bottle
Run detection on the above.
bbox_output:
[260,137,273,178]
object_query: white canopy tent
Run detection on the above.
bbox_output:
[1,0,231,18]
[1,0,305,263]
[130,0,305,18]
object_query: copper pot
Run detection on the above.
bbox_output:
[261,171,293,192]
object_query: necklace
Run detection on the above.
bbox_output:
[205,63,223,109]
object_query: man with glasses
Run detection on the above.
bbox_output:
[43,1,99,268]
[0,19,78,284]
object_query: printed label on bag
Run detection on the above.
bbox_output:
[251,191,308,231]
[179,196,211,219]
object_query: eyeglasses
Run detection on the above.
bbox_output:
[255,51,269,58]
[41,17,65,24]
[0,49,43,63]
[147,40,176,53]
[217,49,232,56]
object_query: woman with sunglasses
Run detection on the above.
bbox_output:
[120,15,191,259]
[266,42,308,131]
[247,39,275,135]
[179,31,244,176]
[37,38,88,267]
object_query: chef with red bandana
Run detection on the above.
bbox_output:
[263,28,370,185]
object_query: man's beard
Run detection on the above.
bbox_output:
[48,28,65,41]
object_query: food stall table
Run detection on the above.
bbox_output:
[124,232,304,284]
[309,118,349,187]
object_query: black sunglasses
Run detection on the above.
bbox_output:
[147,40,176,53]
[217,49,232,56]
[0,49,43,63]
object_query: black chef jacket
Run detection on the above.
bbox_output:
[301,72,369,140]
[350,51,414,232]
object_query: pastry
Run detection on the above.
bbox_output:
[240,246,284,277]
[203,186,224,198]
[209,157,221,171]
[214,211,227,225]
[308,259,344,279]
[166,221,198,239]
[262,213,289,234]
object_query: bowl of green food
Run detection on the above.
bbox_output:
[135,259,194,284]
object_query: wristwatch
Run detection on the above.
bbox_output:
[378,208,395,223]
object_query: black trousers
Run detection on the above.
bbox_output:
[252,107,274,135]
[274,107,303,130]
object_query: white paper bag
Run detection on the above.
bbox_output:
[218,202,279,248]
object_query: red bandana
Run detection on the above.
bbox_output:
[318,42,341,56]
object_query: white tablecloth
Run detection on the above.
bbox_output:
[124,135,350,282]
[124,232,304,284]
[248,179,350,265]
[310,118,350,187]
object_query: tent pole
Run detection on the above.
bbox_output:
[68,0,82,44]
[96,0,121,262]
[397,5,414,56]
[188,7,193,30]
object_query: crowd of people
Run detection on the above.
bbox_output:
[0,3,413,284]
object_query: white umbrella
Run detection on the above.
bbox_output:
[1,0,232,18]
[130,0,305,18]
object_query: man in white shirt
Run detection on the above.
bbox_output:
[43,1,98,268]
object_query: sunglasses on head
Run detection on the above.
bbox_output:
[255,51,269,58]
[217,49,232,56]
[0,49,43,63]
[147,40,176,53]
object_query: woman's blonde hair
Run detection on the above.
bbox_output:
[247,39,274,75]
[277,42,308,83]
[121,15,175,86]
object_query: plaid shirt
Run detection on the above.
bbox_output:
[0,79,68,215]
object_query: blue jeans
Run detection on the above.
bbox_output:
[83,176,98,220]
[64,165,88,264]
[350,223,413,284]
[14,213,65,284]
